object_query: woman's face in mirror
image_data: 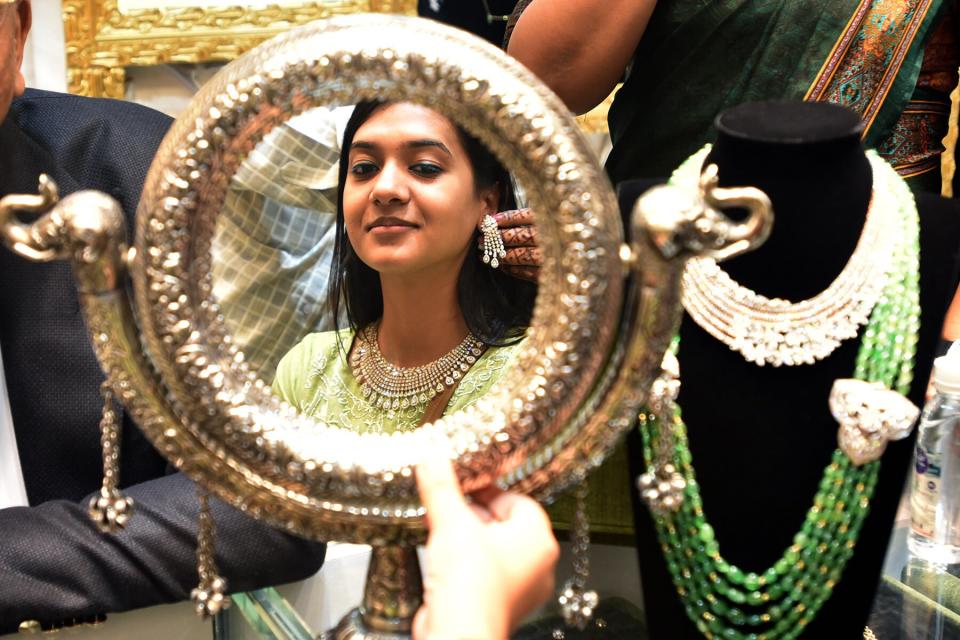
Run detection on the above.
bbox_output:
[342,102,499,278]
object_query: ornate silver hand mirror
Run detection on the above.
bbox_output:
[0,13,771,639]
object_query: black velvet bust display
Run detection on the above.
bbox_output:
[621,101,960,639]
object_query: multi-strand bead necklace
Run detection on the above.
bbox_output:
[637,147,920,639]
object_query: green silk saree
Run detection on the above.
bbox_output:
[606,0,952,192]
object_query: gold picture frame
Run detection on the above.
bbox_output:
[62,0,417,98]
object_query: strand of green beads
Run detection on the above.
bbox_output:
[643,382,896,636]
[893,173,920,394]
[644,412,878,639]
[651,444,876,639]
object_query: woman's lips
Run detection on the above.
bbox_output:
[367,217,419,233]
[369,225,417,235]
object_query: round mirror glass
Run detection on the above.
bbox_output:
[212,103,537,438]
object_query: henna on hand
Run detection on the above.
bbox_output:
[501,247,542,283]
[501,225,538,248]
[494,208,535,228]
[504,246,542,266]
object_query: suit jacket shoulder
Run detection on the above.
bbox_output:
[10,89,172,226]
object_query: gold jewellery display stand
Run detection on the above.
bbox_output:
[0,15,772,639]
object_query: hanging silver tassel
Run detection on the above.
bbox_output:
[87,381,134,532]
[191,488,231,618]
[637,351,686,514]
[557,479,599,630]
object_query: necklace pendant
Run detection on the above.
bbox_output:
[830,379,920,466]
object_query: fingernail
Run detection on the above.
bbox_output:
[492,212,505,222]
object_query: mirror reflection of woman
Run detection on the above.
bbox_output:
[272,101,536,433]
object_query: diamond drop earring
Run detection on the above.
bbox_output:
[480,214,507,269]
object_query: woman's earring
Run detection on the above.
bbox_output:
[480,214,507,269]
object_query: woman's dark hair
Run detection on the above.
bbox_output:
[329,100,536,346]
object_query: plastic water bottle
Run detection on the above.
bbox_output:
[909,341,960,564]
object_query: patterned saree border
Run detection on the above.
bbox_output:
[804,0,873,101]
[877,98,951,177]
[804,0,937,136]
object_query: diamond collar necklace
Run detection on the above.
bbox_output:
[676,146,901,367]
[351,322,485,411]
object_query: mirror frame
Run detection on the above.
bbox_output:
[62,0,417,98]
[125,14,631,545]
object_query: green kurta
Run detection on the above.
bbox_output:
[272,329,522,434]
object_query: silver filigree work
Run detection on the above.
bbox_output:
[87,381,135,532]
[557,481,598,630]
[126,14,627,543]
[191,489,232,618]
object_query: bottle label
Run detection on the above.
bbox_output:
[912,445,943,538]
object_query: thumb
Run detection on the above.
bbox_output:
[412,604,429,640]
[415,455,469,529]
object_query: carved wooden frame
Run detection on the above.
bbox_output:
[62,0,417,97]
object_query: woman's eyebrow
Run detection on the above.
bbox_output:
[405,139,453,157]
[349,139,452,157]
[350,138,453,158]
[350,140,376,151]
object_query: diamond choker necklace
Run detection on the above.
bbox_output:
[675,146,901,367]
[351,323,485,411]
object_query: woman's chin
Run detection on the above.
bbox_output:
[363,256,458,280]
[361,256,422,276]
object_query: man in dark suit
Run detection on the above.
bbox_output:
[0,1,324,633]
